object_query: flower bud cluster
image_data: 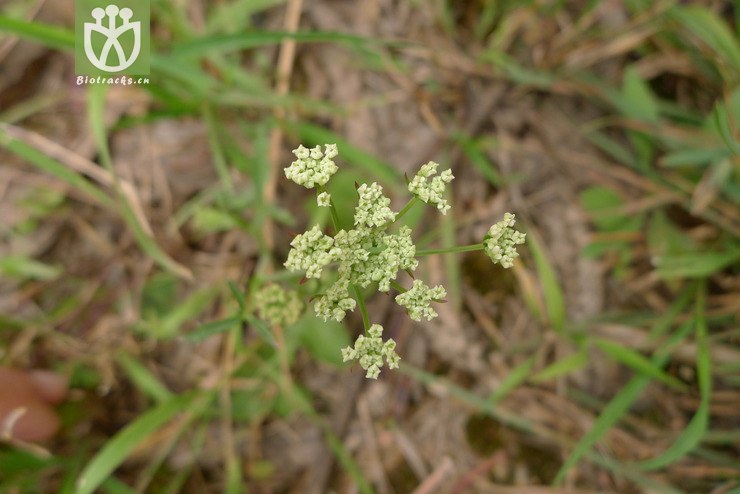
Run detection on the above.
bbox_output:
[341,324,400,379]
[483,213,526,268]
[284,144,339,188]
[284,225,338,279]
[314,276,356,322]
[254,283,303,327]
[310,225,419,321]
[355,183,396,228]
[339,226,418,293]
[395,279,447,321]
[407,161,454,215]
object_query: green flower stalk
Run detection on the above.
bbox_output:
[282,144,525,379]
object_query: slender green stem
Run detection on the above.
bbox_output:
[352,284,370,333]
[318,186,340,232]
[393,197,418,224]
[328,199,340,232]
[390,280,407,293]
[416,243,483,256]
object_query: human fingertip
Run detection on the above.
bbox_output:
[29,370,69,405]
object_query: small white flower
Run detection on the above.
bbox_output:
[366,365,381,379]
[408,161,455,215]
[395,279,446,321]
[484,213,526,268]
[323,143,338,159]
[341,323,401,379]
[284,144,339,188]
[317,191,331,207]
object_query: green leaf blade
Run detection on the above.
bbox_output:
[75,393,204,494]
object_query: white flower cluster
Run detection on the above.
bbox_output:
[355,183,396,228]
[395,279,446,321]
[284,144,339,188]
[340,226,418,293]
[284,225,339,279]
[407,161,454,215]
[314,276,356,322]
[484,213,526,268]
[311,225,418,321]
[317,191,331,207]
[341,324,400,379]
[283,145,426,321]
[283,145,521,379]
[254,283,303,327]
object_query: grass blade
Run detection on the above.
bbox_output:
[244,313,277,347]
[661,147,730,168]
[115,353,174,403]
[171,31,382,58]
[100,478,137,494]
[554,375,652,485]
[670,6,740,79]
[526,228,566,333]
[227,281,246,312]
[203,104,234,192]
[486,355,536,404]
[483,51,556,88]
[454,133,502,186]
[402,364,678,492]
[531,350,588,383]
[621,66,659,123]
[594,339,688,391]
[87,85,193,280]
[711,102,740,154]
[324,431,374,494]
[186,315,241,342]
[640,283,712,470]
[0,16,74,50]
[0,255,61,281]
[0,124,113,207]
[75,393,205,494]
[553,313,695,485]
[654,249,740,279]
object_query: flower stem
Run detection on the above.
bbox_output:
[393,196,418,224]
[415,243,483,256]
[390,280,407,293]
[328,199,341,232]
[353,284,370,333]
[318,186,341,232]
